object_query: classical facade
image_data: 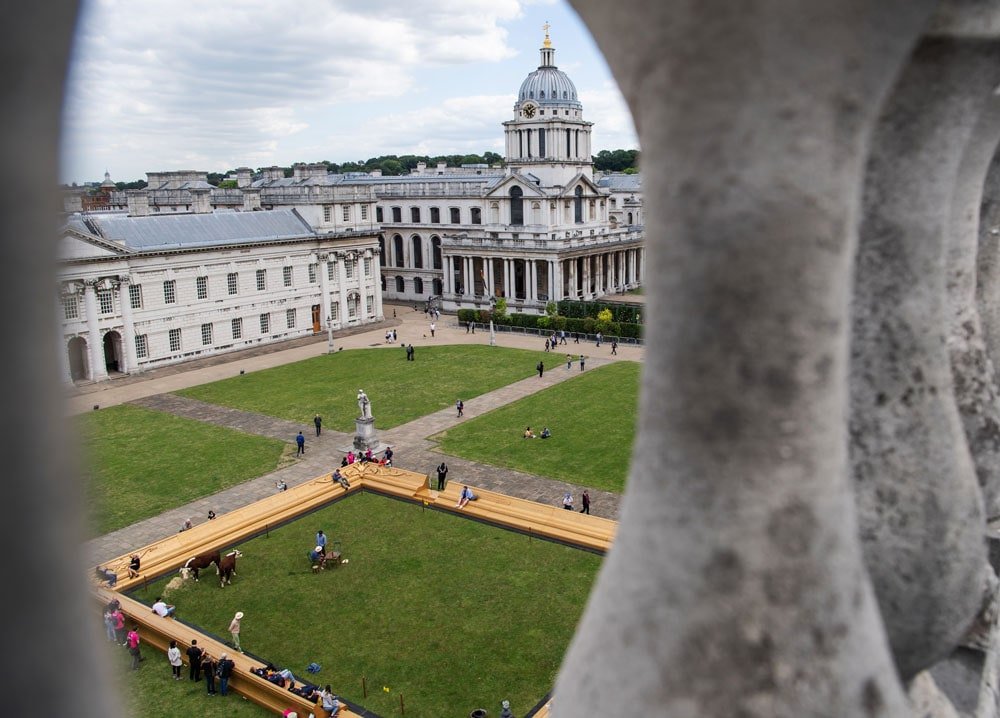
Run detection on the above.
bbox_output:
[58,207,382,384]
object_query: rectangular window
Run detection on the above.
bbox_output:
[450,207,461,224]
[342,205,350,222]
[168,328,181,352]
[430,207,440,223]
[286,308,296,328]
[364,257,372,277]
[256,269,266,291]
[259,313,270,334]
[283,266,293,287]
[391,207,401,223]
[361,204,368,221]
[327,262,335,281]
[135,334,148,359]
[227,272,238,295]
[196,276,208,299]
[128,284,142,309]
[345,259,354,279]
[411,207,420,223]
[62,295,79,320]
[231,317,243,339]
[323,205,332,223]
[330,302,338,321]
[366,295,374,314]
[348,298,357,318]
[376,206,383,223]
[163,280,176,304]
[201,323,213,345]
[97,290,114,315]
[471,207,482,224]
[308,264,317,283]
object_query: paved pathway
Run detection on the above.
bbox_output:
[84,304,641,564]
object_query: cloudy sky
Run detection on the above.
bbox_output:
[61,0,638,184]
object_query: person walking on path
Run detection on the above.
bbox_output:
[537,360,544,378]
[127,625,142,670]
[456,399,464,417]
[560,329,567,345]
[296,432,305,456]
[314,414,322,436]
[430,321,436,337]
[186,640,203,682]
[580,355,586,371]
[228,611,243,652]
[596,332,602,348]
[201,652,217,695]
[611,341,618,356]
[580,490,591,515]
[217,653,235,696]
[566,354,572,370]
[167,640,183,680]
[436,462,448,491]
[562,492,574,510]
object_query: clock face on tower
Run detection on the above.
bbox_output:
[523,105,536,118]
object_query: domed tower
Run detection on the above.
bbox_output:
[503,26,594,186]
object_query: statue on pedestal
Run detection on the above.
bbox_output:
[357,389,372,420]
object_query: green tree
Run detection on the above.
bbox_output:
[492,297,508,321]
[379,159,405,176]
[545,301,558,317]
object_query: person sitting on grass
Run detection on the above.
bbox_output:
[456,485,476,509]
[540,427,551,439]
[309,545,327,570]
[523,426,536,439]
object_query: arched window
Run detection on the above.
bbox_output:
[414,277,424,294]
[431,236,442,269]
[628,212,634,225]
[471,207,482,224]
[510,186,524,226]
[395,276,405,293]
[381,274,386,291]
[411,235,423,268]
[574,186,584,223]
[378,235,386,266]
[432,278,442,295]
[393,235,404,267]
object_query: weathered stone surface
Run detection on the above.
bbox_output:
[947,95,1000,520]
[553,1,934,715]
[979,152,1000,390]
[850,29,1000,679]
[908,672,962,718]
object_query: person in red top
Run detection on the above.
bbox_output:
[127,625,142,670]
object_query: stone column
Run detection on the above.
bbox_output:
[502,258,511,298]
[319,253,333,337]
[116,276,139,374]
[553,260,562,301]
[82,280,107,381]
[947,95,1000,520]
[443,256,453,296]
[337,252,349,325]
[55,292,73,384]
[372,250,383,320]
[554,1,937,715]
[465,257,474,298]
[851,13,1000,679]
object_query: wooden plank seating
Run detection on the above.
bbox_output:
[92,461,615,716]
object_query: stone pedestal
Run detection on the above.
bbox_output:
[344,416,388,454]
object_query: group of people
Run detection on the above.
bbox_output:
[562,489,592,514]
[341,445,392,467]
[523,426,551,439]
[384,328,398,343]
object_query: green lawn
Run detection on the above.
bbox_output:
[433,361,641,494]
[130,492,601,718]
[78,405,288,535]
[176,346,550,431]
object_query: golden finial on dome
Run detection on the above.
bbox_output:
[542,21,552,48]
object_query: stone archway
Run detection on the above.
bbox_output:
[103,330,122,373]
[67,336,88,381]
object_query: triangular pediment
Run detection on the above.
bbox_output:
[59,227,130,260]
[553,173,605,198]
[485,173,548,199]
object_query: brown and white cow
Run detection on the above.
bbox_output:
[179,551,220,581]
[218,549,243,587]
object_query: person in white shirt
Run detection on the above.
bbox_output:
[151,597,176,618]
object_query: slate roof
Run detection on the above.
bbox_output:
[70,209,317,252]
[596,173,642,192]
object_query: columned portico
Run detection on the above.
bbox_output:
[116,276,139,374]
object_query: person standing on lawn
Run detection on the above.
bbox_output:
[314,414,322,436]
[186,640,203,682]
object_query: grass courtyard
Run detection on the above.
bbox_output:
[129,491,602,718]
[78,404,287,535]
[176,345,550,431]
[434,361,641,494]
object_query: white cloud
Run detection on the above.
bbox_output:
[581,83,639,151]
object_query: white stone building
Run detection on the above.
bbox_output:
[58,207,382,384]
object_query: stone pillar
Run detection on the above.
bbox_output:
[502,258,511,299]
[554,1,937,715]
[337,253,349,325]
[55,294,73,385]
[553,260,562,302]
[116,277,139,374]
[444,256,453,296]
[82,280,107,382]
[851,13,1000,679]
[464,257,474,297]
[372,251,383,320]
[319,253,334,347]
[947,95,1000,520]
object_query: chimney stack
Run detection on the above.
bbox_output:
[126,190,150,217]
[190,187,212,214]
[241,187,262,211]
[235,167,253,188]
